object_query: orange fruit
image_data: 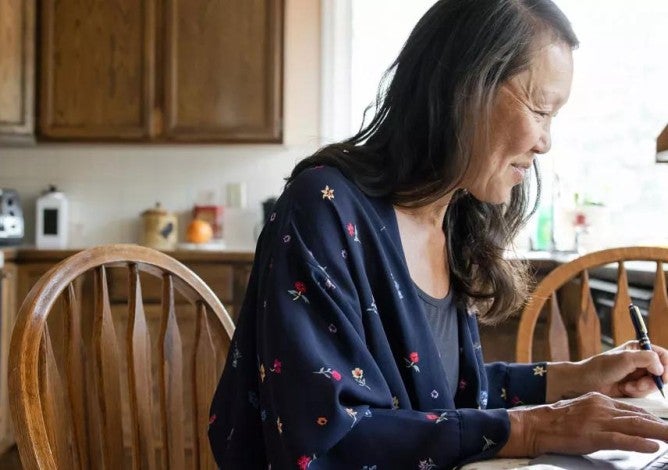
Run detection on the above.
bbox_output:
[186,218,214,244]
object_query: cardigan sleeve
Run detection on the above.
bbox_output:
[485,362,548,409]
[253,168,511,469]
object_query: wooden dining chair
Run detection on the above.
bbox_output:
[516,246,668,363]
[8,244,235,470]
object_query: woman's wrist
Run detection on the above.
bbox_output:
[546,361,584,402]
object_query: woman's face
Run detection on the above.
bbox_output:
[463,41,574,204]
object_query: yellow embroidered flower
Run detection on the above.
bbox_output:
[276,417,283,434]
[533,365,546,377]
[259,363,266,382]
[321,185,335,200]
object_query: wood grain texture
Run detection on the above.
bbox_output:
[192,302,217,470]
[92,266,124,469]
[163,0,283,141]
[649,261,668,349]
[39,0,155,139]
[158,274,185,469]
[546,294,569,362]
[611,263,634,345]
[63,284,90,469]
[0,0,34,140]
[39,326,74,468]
[127,264,156,470]
[9,244,234,469]
[517,247,668,362]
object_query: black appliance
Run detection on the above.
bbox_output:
[0,189,24,246]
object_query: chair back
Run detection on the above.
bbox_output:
[9,244,234,470]
[517,246,668,362]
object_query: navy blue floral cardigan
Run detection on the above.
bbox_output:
[209,166,547,469]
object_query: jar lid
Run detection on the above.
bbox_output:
[142,202,171,216]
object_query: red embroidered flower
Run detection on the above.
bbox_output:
[511,395,523,406]
[425,413,438,421]
[346,223,355,236]
[294,281,306,294]
[272,359,282,373]
[317,416,328,426]
[297,455,312,470]
[331,370,342,381]
[409,352,419,363]
[209,414,217,425]
[459,379,467,390]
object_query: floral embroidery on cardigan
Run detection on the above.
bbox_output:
[321,185,335,200]
[352,368,371,389]
[418,458,438,469]
[404,352,420,372]
[288,281,310,304]
[346,222,361,242]
[313,367,342,381]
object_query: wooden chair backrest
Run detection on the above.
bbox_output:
[9,244,235,470]
[516,246,668,363]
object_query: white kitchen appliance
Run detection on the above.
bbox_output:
[36,185,68,249]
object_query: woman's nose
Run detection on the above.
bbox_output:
[533,124,552,154]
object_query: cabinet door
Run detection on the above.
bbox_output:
[0,0,34,143]
[39,0,156,140]
[0,263,17,452]
[163,0,283,142]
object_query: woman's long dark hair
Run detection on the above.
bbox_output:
[289,0,578,323]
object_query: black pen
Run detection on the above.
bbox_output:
[628,303,665,398]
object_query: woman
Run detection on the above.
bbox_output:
[209,0,668,468]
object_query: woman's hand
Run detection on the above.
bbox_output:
[546,341,668,401]
[497,392,668,457]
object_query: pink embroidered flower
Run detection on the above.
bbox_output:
[297,455,312,470]
[331,370,342,381]
[209,414,217,425]
[294,281,306,294]
[425,413,438,421]
[404,352,420,372]
[271,359,282,373]
[346,222,355,236]
[288,281,310,303]
[511,395,524,406]
[317,416,328,426]
[458,379,467,391]
[352,368,364,379]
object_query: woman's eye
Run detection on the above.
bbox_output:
[533,110,550,118]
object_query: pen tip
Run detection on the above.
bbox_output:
[661,389,666,399]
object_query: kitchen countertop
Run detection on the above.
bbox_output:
[3,246,665,286]
[3,245,254,264]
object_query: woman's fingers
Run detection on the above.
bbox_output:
[528,393,668,456]
[594,432,660,454]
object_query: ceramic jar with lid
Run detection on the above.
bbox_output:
[141,203,177,250]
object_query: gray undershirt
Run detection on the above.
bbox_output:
[415,286,459,397]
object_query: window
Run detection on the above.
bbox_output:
[321,0,668,250]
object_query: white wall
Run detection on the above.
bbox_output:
[0,0,321,250]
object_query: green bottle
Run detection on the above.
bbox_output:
[535,205,553,251]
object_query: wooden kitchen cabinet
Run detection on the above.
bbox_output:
[39,0,283,142]
[0,261,17,454]
[0,0,35,143]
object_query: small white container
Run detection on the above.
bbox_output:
[36,186,68,249]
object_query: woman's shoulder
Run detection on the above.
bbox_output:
[286,165,356,194]
[282,165,366,210]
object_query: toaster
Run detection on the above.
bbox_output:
[0,189,24,246]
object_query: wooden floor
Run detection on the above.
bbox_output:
[0,446,21,469]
